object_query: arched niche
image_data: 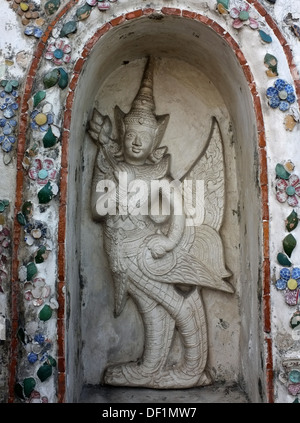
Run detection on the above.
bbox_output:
[66,14,264,403]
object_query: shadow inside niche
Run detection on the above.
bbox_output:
[78,382,250,403]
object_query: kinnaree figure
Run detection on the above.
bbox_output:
[88,57,234,389]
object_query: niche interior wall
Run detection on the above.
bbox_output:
[3,0,300,403]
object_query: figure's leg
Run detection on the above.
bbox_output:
[128,275,210,388]
[104,282,175,387]
[153,287,211,388]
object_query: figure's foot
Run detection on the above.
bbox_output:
[104,362,154,387]
[104,362,212,389]
[198,370,212,386]
[152,368,212,389]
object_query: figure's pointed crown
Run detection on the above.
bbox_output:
[114,57,170,161]
[124,56,158,129]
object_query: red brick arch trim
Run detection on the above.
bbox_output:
[10,0,298,403]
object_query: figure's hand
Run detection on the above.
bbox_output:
[147,234,175,259]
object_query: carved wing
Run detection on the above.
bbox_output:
[180,116,225,230]
[179,116,233,292]
[138,239,234,293]
[140,116,233,293]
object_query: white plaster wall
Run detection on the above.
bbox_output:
[2,0,300,403]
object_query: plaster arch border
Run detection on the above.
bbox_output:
[9,1,300,403]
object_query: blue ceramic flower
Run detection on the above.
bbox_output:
[24,25,43,38]
[27,352,38,364]
[34,333,45,345]
[24,221,48,241]
[275,267,300,290]
[266,79,296,111]
[0,90,19,118]
[275,267,300,306]
[0,92,18,152]
[31,109,54,132]
[0,118,17,134]
[0,135,16,152]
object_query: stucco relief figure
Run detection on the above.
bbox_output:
[88,57,234,389]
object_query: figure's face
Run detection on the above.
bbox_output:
[123,123,155,165]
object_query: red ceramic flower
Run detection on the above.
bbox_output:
[24,277,51,307]
[230,2,258,29]
[276,174,300,206]
[45,38,71,65]
[28,158,57,185]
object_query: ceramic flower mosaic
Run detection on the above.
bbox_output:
[25,391,49,403]
[8,0,122,403]
[0,80,19,94]
[6,0,298,404]
[0,88,19,152]
[0,226,10,293]
[24,25,43,38]
[86,0,117,11]
[229,1,258,29]
[45,39,72,65]
[24,277,51,307]
[0,132,16,152]
[31,108,54,132]
[276,174,300,206]
[266,79,296,111]
[28,158,57,185]
[24,220,49,246]
[275,267,300,306]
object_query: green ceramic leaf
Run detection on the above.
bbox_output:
[259,29,272,43]
[264,53,278,76]
[4,81,13,93]
[60,20,77,37]
[76,3,92,20]
[277,252,292,267]
[47,355,57,367]
[33,90,46,107]
[14,383,25,400]
[43,69,60,89]
[39,304,52,321]
[37,363,52,382]
[57,68,68,89]
[290,311,300,329]
[26,262,37,281]
[35,245,47,264]
[289,370,300,384]
[283,233,297,257]
[286,210,298,232]
[38,182,54,204]
[22,201,33,219]
[16,212,26,226]
[45,0,61,15]
[43,126,57,148]
[218,0,229,9]
[23,377,36,397]
[275,163,290,180]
